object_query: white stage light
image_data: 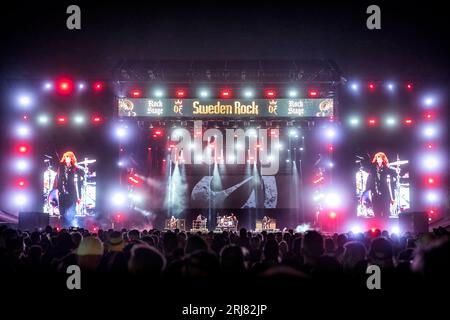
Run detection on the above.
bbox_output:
[424,96,435,107]
[15,159,30,172]
[350,83,358,91]
[325,128,336,138]
[43,82,53,90]
[112,192,127,206]
[422,125,437,138]
[154,89,164,98]
[387,83,394,91]
[37,114,50,125]
[115,126,128,139]
[247,128,257,137]
[349,117,360,126]
[199,90,209,98]
[351,225,362,234]
[18,95,32,108]
[289,129,297,136]
[390,226,400,235]
[14,193,28,206]
[288,89,298,98]
[385,116,397,126]
[73,114,85,125]
[15,124,31,138]
[243,89,253,98]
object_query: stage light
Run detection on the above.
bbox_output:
[426,143,433,149]
[176,89,186,98]
[385,116,397,126]
[57,116,67,125]
[308,88,319,97]
[131,89,142,97]
[368,83,375,90]
[43,82,53,90]
[423,96,435,107]
[16,144,30,154]
[13,193,28,206]
[277,143,283,150]
[390,226,400,235]
[348,117,360,126]
[247,128,257,137]
[295,223,311,233]
[93,81,104,92]
[288,89,298,97]
[78,82,85,90]
[37,114,50,125]
[425,191,439,203]
[91,115,102,124]
[18,95,32,108]
[421,154,442,171]
[199,89,209,98]
[16,178,27,189]
[265,89,276,98]
[325,127,336,138]
[328,162,334,168]
[424,112,433,120]
[221,89,231,98]
[329,211,337,219]
[350,83,358,91]
[56,79,73,94]
[15,159,31,173]
[325,192,340,207]
[328,145,334,152]
[387,83,395,91]
[127,174,142,187]
[406,83,413,91]
[289,129,298,136]
[111,191,127,207]
[422,125,437,138]
[368,118,377,126]
[243,89,254,98]
[73,114,85,125]
[404,118,413,125]
[426,177,437,185]
[15,124,31,138]
[351,225,362,234]
[115,125,128,139]
[371,227,376,233]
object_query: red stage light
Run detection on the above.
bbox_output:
[91,115,102,124]
[93,82,104,92]
[57,116,67,124]
[329,211,337,219]
[426,177,437,185]
[428,209,435,215]
[425,112,433,120]
[131,89,141,97]
[17,144,30,154]
[265,89,276,98]
[368,83,375,90]
[23,115,28,121]
[116,214,121,219]
[328,145,334,152]
[406,83,413,91]
[404,118,413,125]
[16,178,27,188]
[220,89,231,98]
[176,89,186,97]
[127,174,142,187]
[56,78,73,94]
[368,118,377,125]
[308,88,319,97]
[371,227,376,233]
[427,143,433,149]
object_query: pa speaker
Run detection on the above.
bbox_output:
[399,211,429,233]
[18,212,49,231]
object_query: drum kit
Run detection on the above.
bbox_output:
[356,155,410,218]
[216,215,238,230]
[43,157,97,216]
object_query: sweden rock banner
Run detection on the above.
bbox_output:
[118,98,333,118]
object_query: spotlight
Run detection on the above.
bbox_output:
[73,114,85,125]
[15,124,31,138]
[78,82,85,90]
[56,79,74,94]
[325,127,336,138]
[325,192,340,207]
[404,118,413,125]
[425,191,439,203]
[220,89,231,98]
[288,89,298,97]
[422,154,441,171]
[350,83,358,91]
[243,89,254,98]
[18,95,32,108]
[329,211,337,219]
[368,118,377,126]
[176,89,186,98]
[265,89,276,98]
[368,83,375,90]
[154,89,164,98]
[115,126,128,139]
[406,83,413,91]
[91,115,102,124]
[422,125,437,138]
[351,225,362,234]
[37,114,50,125]
[14,193,28,206]
[111,192,127,207]
[390,226,400,235]
[93,81,104,92]
[328,162,334,168]
[131,89,142,97]
[348,117,360,126]
[199,89,209,98]
[43,82,53,90]
[16,178,27,189]
[15,159,31,173]
[423,96,435,107]
[289,129,298,136]
[385,116,397,126]
[247,128,257,137]
[308,88,319,97]
[387,83,395,91]
[56,116,67,125]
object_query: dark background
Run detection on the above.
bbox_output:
[1,1,448,79]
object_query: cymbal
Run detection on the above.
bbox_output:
[78,159,96,165]
[390,160,408,166]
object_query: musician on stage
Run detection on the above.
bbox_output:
[169,215,178,229]
[262,216,271,230]
[54,151,84,227]
[365,152,397,218]
[196,214,206,221]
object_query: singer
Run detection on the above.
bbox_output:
[54,151,84,227]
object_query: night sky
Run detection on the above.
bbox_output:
[1,1,448,79]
